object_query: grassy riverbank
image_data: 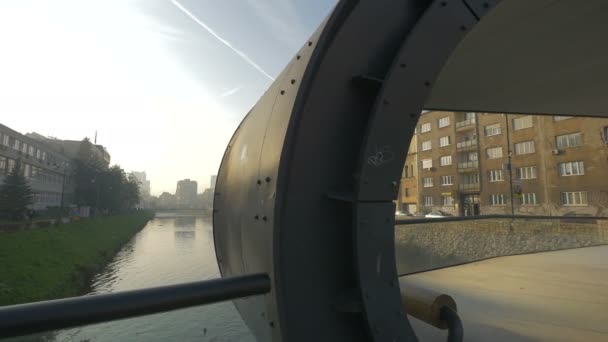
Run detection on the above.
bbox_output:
[0,211,154,306]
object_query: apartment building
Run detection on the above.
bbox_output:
[401,111,608,216]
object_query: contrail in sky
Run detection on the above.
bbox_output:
[219,86,243,98]
[170,0,275,81]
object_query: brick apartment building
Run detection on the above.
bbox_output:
[397,111,608,216]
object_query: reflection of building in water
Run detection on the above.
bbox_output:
[398,111,608,216]
[176,179,197,209]
[174,216,196,228]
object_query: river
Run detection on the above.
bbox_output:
[40,213,255,342]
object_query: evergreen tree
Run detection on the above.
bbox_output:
[0,161,34,220]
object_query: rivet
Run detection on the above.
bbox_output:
[460,25,467,31]
[280,90,285,95]
[424,81,431,87]
[262,216,268,221]
[254,215,259,220]
[308,41,313,46]
[257,180,262,185]
[269,321,275,328]
[265,177,271,182]
[440,1,447,7]
[296,55,301,60]
[290,79,296,84]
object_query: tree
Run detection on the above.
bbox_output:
[0,161,34,220]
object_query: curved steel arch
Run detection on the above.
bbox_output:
[214,0,608,341]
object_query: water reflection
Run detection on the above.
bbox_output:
[47,213,254,342]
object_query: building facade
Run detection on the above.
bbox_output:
[176,179,198,209]
[0,124,73,211]
[402,111,608,216]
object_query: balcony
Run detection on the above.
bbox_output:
[457,160,479,171]
[456,139,477,151]
[455,118,476,131]
[459,182,480,192]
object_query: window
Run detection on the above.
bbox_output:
[556,132,582,149]
[421,140,432,151]
[36,149,41,159]
[422,159,433,169]
[42,152,46,161]
[423,196,433,206]
[439,136,450,147]
[521,193,538,205]
[8,159,15,173]
[559,161,585,176]
[405,188,410,197]
[443,195,454,206]
[561,191,588,206]
[438,117,450,128]
[2,135,8,146]
[488,170,504,182]
[440,155,452,166]
[440,175,453,186]
[514,141,535,155]
[28,146,34,156]
[13,139,20,150]
[465,112,475,120]
[423,177,433,187]
[402,166,408,178]
[21,143,27,154]
[554,116,573,121]
[0,157,6,173]
[518,166,537,179]
[484,123,501,136]
[490,194,506,205]
[486,147,503,159]
[462,173,479,184]
[420,123,431,133]
[512,116,533,130]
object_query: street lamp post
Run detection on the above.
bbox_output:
[504,114,515,216]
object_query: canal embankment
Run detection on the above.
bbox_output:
[0,211,153,306]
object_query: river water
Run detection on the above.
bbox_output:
[45,213,255,342]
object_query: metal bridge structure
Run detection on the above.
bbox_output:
[2,0,608,341]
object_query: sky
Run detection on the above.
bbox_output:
[0,0,336,195]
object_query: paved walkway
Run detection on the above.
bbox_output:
[401,245,608,341]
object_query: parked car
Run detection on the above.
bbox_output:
[395,211,413,217]
[424,211,452,218]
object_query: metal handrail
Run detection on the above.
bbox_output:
[455,118,476,128]
[0,274,270,339]
[458,183,480,190]
[457,161,478,169]
[456,139,477,149]
[396,214,608,225]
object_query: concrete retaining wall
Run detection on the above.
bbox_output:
[395,218,608,274]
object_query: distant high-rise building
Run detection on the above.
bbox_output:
[176,179,198,209]
[131,171,151,197]
[210,175,217,189]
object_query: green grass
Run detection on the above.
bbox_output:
[0,212,153,306]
